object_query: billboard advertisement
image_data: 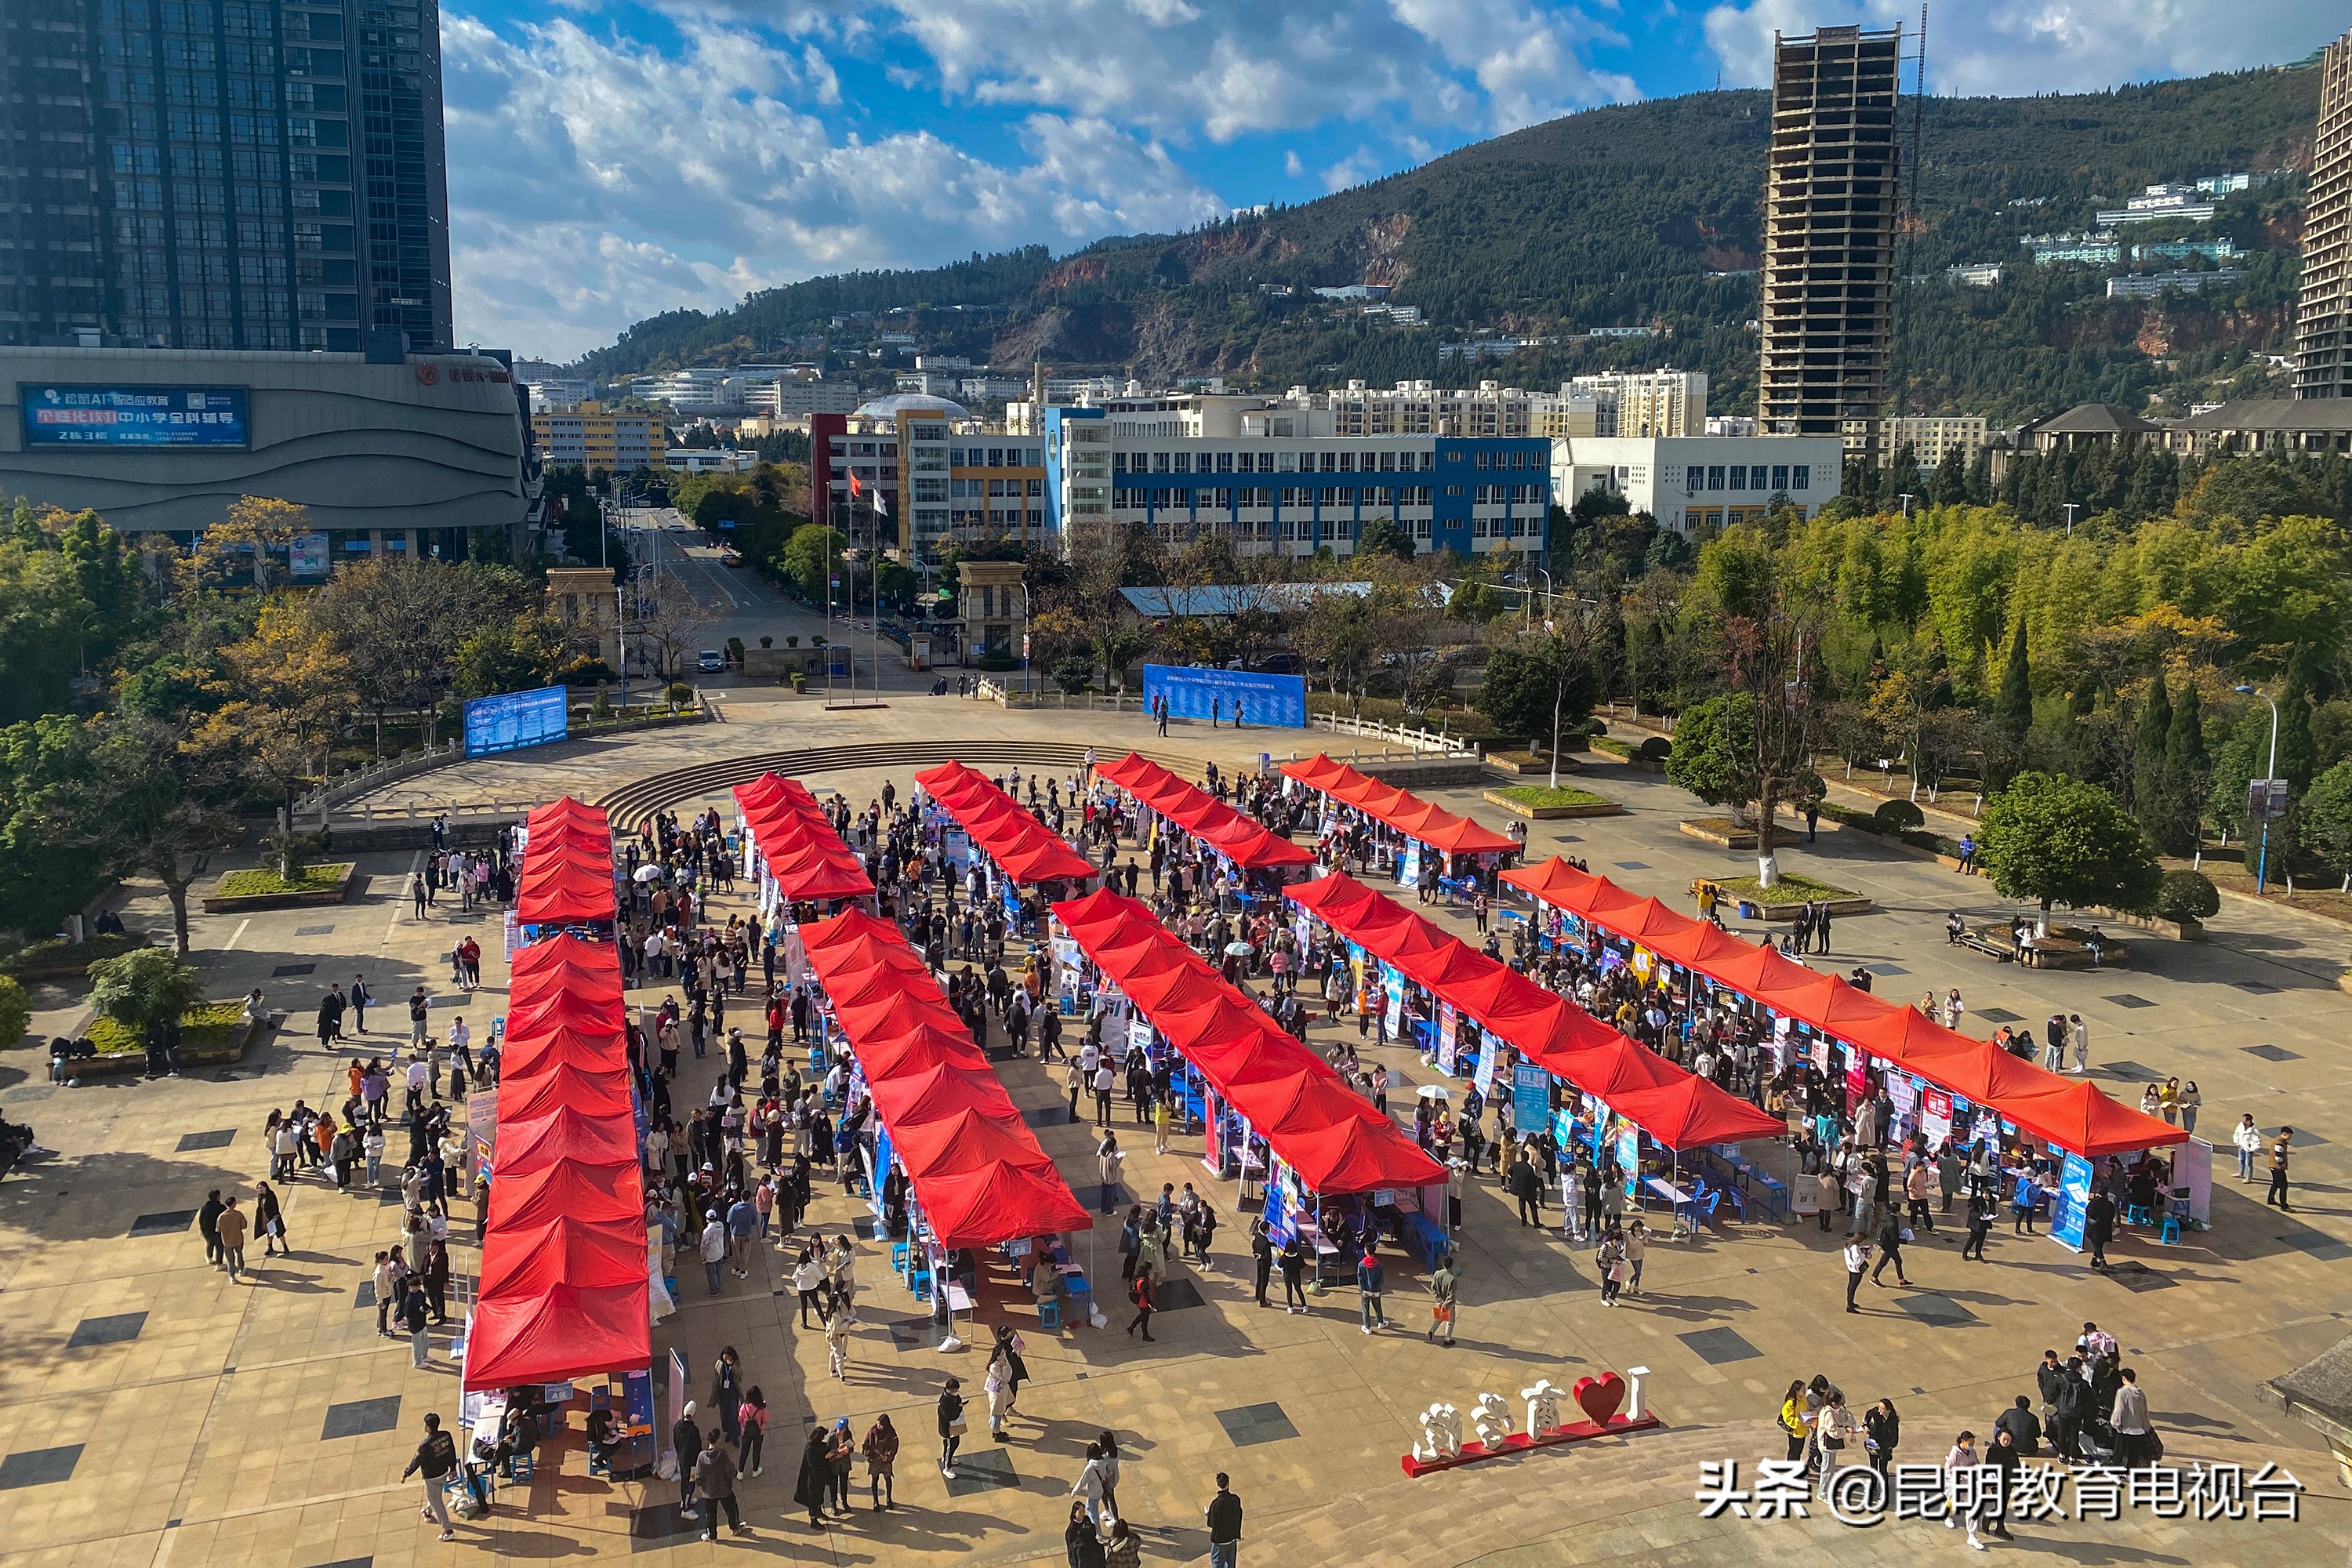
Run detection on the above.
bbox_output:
[289,532,331,577]
[1142,663,1307,728]
[20,384,250,447]
[463,684,568,757]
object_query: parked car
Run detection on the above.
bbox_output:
[696,649,725,673]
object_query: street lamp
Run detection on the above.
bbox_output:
[2063,503,2081,538]
[1525,564,1553,628]
[2236,684,2281,893]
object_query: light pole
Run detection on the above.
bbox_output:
[2237,683,2281,894]
[2063,503,2080,538]
[1545,615,1567,789]
[1897,492,1915,519]
[1525,564,1552,628]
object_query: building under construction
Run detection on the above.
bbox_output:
[1757,24,1904,449]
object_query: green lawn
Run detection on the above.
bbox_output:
[2,931,150,978]
[86,1000,249,1058]
[1497,784,1613,810]
[216,864,350,898]
[1707,871,1858,904]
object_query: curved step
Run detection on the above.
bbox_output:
[593,739,1209,826]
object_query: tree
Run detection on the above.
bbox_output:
[1666,692,1761,815]
[87,947,208,1034]
[311,558,514,750]
[2300,760,2352,888]
[1976,771,2162,930]
[0,539,100,723]
[1358,515,1416,561]
[456,613,575,698]
[190,597,356,821]
[41,718,241,956]
[1475,630,1599,764]
[1294,589,1378,713]
[2163,677,2209,846]
[191,495,309,591]
[631,572,712,683]
[2130,668,2172,841]
[0,974,27,1049]
[1994,613,2034,738]
[0,716,117,938]
[779,524,843,602]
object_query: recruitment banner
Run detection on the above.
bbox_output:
[2049,1151,2094,1253]
[1142,663,1307,728]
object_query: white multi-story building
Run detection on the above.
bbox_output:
[751,379,864,417]
[1551,435,1843,534]
[1046,392,1551,561]
[524,378,594,412]
[1281,379,1550,437]
[2096,183,2218,226]
[1874,414,1989,466]
[1567,368,1708,437]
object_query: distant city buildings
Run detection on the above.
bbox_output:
[2024,233,2123,266]
[2106,269,2239,299]
[1758,24,1904,446]
[2096,184,2219,226]
[531,401,666,471]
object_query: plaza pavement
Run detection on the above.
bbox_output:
[1,706,2348,1567]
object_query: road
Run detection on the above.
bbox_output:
[616,505,929,695]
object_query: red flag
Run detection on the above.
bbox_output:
[848,472,863,499]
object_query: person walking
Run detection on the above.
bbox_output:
[673,1403,702,1523]
[700,1207,727,1294]
[694,1438,748,1540]
[738,1388,768,1478]
[710,1348,743,1449]
[1203,1473,1244,1568]
[2268,1127,2295,1210]
[1278,1233,1308,1313]
[1127,1265,1156,1341]
[1355,1246,1387,1332]
[2070,1013,2089,1073]
[861,1413,898,1510]
[2085,1186,2116,1269]
[397,1275,432,1367]
[1507,1150,1543,1226]
[1868,1209,1910,1288]
[1070,1441,1111,1530]
[199,1188,226,1268]
[2111,1367,2154,1467]
[1944,1431,1987,1550]
[1426,1253,1459,1345]
[792,1425,833,1529]
[1065,1500,1109,1568]
[2233,1114,2263,1181]
[1960,1185,1994,1261]
[215,1195,249,1283]
[1095,1131,1123,1215]
[1842,1233,1871,1314]
[253,1181,288,1258]
[400,1411,461,1543]
[937,1376,967,1479]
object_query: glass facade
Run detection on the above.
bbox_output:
[0,0,450,351]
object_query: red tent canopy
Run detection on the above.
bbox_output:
[1098,753,1313,872]
[915,761,1098,885]
[463,1280,652,1390]
[799,908,1087,1250]
[489,1160,644,1235]
[735,775,874,902]
[510,933,624,1001]
[2001,1080,2190,1157]
[1278,753,1519,855]
[477,1212,648,1300]
[493,1058,634,1122]
[1053,887,1442,1196]
[493,1102,639,1178]
[517,853,617,925]
[1605,1076,1788,1150]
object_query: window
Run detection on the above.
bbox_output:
[1414,518,1432,538]
[1473,517,1489,537]
[1708,466,1726,490]
[1338,452,1355,472]
[1172,453,1189,474]
[1153,452,1169,473]
[1109,452,1126,473]
[1772,464,1790,492]
[1729,466,1748,491]
[1445,451,1464,463]
[1380,451,1396,471]
[1445,484,1465,497]
[1474,452,1490,469]
[1792,465,1810,490]
[1217,452,1234,474]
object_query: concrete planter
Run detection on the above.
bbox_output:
[67,1013,268,1081]
[1738,895,1875,921]
[1485,753,1584,778]
[1483,789,1623,821]
[1678,819,1798,850]
[201,863,358,914]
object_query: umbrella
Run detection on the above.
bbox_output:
[1222,941,1254,957]
[1416,1084,1451,1102]
[632,864,664,883]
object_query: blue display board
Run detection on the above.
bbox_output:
[464,684,568,757]
[1513,1062,1552,1136]
[2049,1151,2093,1253]
[1142,663,1306,728]
[20,383,249,447]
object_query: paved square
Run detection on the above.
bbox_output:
[1896,1292,1977,1326]
[0,1446,83,1490]
[1151,1276,1206,1311]
[295,924,338,937]
[2107,1262,2177,1292]
[1679,1327,1761,1364]
[66,1311,147,1347]
[2277,1226,2352,1261]
[2245,1044,2303,1062]
[128,1209,194,1236]
[320,1396,401,1441]
[175,1127,236,1152]
[1975,1007,2021,1024]
[942,1446,1017,1497]
[2104,993,2157,1008]
[272,962,316,977]
[1214,1401,1299,1446]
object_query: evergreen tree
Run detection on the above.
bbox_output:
[1964,447,1993,506]
[2165,680,2208,782]
[1927,445,1968,508]
[1995,616,2033,737]
[2278,677,2320,793]
[2132,669,2172,829]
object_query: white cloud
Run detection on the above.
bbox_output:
[441,14,1225,357]
[1320,147,1385,191]
[1283,149,1305,177]
[1703,0,2338,96]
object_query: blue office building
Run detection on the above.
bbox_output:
[1045,394,1549,561]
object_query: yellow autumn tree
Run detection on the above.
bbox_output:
[190,595,354,815]
[187,495,311,593]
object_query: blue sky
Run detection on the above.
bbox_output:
[441,1,2343,361]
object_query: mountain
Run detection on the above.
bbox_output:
[573,64,2321,424]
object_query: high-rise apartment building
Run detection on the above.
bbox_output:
[2297,27,2352,400]
[1564,368,1707,438]
[1758,24,1902,447]
[0,0,452,353]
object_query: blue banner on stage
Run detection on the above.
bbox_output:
[1142,664,1306,728]
[464,684,569,757]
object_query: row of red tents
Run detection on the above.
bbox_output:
[1286,873,1784,1152]
[516,795,622,926]
[1094,752,1313,873]
[734,773,873,903]
[915,760,1100,886]
[1279,753,1519,857]
[1503,857,2185,1159]
[1054,887,1447,1196]
[467,798,649,1390]
[800,909,1091,1248]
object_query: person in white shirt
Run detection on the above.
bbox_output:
[2231,1113,2263,1181]
[2069,1014,2089,1074]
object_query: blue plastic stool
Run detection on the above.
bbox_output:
[506,1451,535,1483]
[2125,1203,2153,1227]
[2158,1214,2181,1245]
[910,1269,932,1303]
[1038,1298,1061,1330]
[891,1242,909,1272]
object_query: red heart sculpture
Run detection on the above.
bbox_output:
[1572,1372,1626,1427]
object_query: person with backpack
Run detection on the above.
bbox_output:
[1127,1265,1157,1341]
[400,1411,461,1542]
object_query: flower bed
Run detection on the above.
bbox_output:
[201,863,357,913]
[1483,786,1621,820]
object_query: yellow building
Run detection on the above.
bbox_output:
[532,400,668,473]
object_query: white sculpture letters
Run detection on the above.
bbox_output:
[1520,1378,1565,1437]
[1412,1402,1464,1462]
[1471,1392,1515,1448]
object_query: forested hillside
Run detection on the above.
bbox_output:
[575,64,2319,423]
